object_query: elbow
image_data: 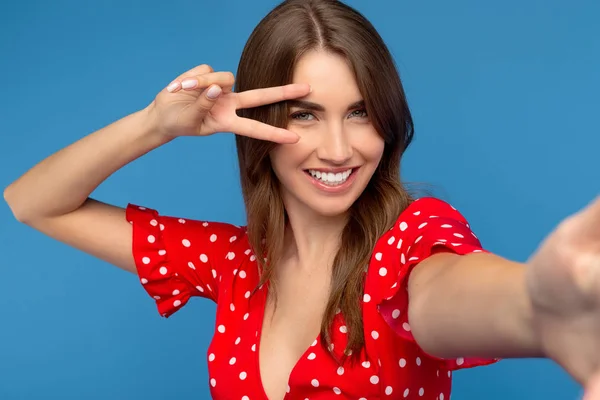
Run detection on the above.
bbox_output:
[4,184,29,224]
[3,184,16,217]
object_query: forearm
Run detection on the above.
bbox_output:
[4,104,170,221]
[407,252,544,359]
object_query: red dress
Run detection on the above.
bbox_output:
[126,197,498,399]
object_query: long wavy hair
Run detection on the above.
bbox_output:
[234,0,415,361]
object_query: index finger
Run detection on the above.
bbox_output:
[235,83,311,109]
[229,116,300,144]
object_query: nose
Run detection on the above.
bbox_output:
[316,121,353,165]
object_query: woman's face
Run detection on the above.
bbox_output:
[270,50,385,219]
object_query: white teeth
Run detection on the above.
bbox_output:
[307,168,353,186]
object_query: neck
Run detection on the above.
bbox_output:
[281,204,349,271]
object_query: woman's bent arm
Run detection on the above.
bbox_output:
[3,105,170,274]
[3,65,311,275]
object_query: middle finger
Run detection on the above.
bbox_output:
[178,72,236,92]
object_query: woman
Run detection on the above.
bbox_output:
[4,0,600,399]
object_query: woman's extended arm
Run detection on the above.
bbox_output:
[408,196,600,390]
[407,252,542,359]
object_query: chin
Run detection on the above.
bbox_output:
[315,208,351,218]
[304,197,357,218]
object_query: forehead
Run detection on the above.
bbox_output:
[291,50,362,104]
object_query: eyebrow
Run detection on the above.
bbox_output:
[287,99,365,112]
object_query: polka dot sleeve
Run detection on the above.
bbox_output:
[126,204,246,317]
[378,197,498,370]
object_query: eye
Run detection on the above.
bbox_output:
[290,111,315,121]
[349,108,368,118]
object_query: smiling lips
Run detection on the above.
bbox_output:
[307,168,352,184]
[304,167,360,193]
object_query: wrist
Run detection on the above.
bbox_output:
[139,102,175,146]
[518,264,547,358]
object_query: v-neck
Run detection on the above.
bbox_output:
[254,280,323,400]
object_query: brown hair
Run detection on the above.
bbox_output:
[235,0,415,361]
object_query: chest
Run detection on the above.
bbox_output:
[205,245,450,400]
[258,270,331,400]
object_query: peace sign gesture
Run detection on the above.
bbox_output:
[148,64,310,143]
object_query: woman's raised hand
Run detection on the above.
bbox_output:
[147,64,309,143]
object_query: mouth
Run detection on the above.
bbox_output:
[303,167,359,187]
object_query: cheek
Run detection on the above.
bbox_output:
[372,138,386,161]
[354,130,385,162]
[269,142,309,175]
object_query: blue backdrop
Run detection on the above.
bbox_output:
[1,0,598,399]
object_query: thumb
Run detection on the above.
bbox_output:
[582,195,600,220]
[193,85,222,112]
[571,195,600,236]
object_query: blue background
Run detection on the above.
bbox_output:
[1,0,598,399]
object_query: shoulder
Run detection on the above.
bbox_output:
[369,196,482,272]
[368,197,484,274]
[395,197,470,226]
[381,196,473,243]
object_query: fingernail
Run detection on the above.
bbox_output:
[166,81,180,93]
[206,85,222,99]
[181,79,197,89]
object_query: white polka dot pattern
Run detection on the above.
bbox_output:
[125,198,498,399]
[126,204,246,313]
